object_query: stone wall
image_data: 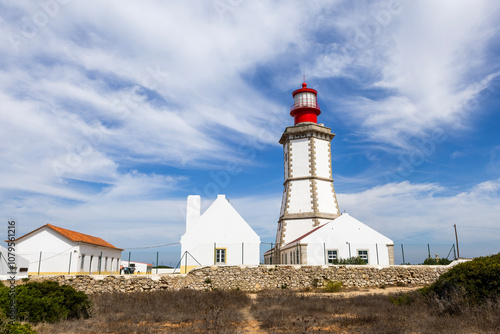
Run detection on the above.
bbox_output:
[28,264,456,294]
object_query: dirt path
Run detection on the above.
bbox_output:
[302,285,423,298]
[238,293,266,334]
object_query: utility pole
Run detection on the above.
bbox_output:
[454,224,460,259]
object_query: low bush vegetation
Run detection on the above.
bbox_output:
[421,253,500,305]
[331,256,367,265]
[323,280,342,293]
[0,312,36,334]
[5,255,500,333]
[0,281,91,324]
[423,257,452,265]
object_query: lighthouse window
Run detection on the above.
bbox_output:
[284,152,288,162]
[358,250,369,264]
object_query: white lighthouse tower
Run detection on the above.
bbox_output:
[276,82,340,251]
[265,82,394,266]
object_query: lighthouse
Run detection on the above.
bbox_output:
[265,82,394,266]
[276,82,340,253]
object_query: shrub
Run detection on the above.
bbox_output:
[1,322,36,334]
[0,310,36,334]
[0,281,92,324]
[323,280,342,293]
[423,257,452,265]
[332,257,367,265]
[421,253,500,305]
[389,293,413,306]
[204,278,212,284]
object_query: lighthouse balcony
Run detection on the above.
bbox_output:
[290,100,320,113]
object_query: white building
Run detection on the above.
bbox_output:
[14,224,123,275]
[264,82,394,265]
[266,213,394,265]
[0,245,30,276]
[120,260,153,274]
[180,194,261,273]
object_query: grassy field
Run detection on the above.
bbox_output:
[33,287,500,333]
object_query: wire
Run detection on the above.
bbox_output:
[28,246,75,264]
[460,226,500,230]
[121,242,180,250]
[393,226,453,242]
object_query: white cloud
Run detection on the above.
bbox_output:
[310,0,500,149]
[337,179,500,258]
[0,1,499,265]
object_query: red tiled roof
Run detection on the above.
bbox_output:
[15,224,123,250]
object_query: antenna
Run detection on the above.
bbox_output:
[302,67,306,83]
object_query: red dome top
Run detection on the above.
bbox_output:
[292,82,318,97]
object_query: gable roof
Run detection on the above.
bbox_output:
[181,195,260,243]
[15,224,123,250]
[284,222,330,246]
[279,213,393,251]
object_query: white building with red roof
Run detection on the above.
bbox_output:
[13,224,123,275]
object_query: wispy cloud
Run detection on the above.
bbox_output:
[0,1,499,262]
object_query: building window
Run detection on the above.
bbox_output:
[89,256,94,274]
[327,250,338,264]
[358,250,368,264]
[215,248,226,263]
[105,257,108,271]
[284,253,288,264]
[80,255,85,270]
[292,251,295,264]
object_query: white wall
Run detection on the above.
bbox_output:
[79,244,121,275]
[0,245,30,275]
[289,138,310,177]
[180,242,260,268]
[120,261,152,274]
[180,195,261,270]
[287,179,313,214]
[315,181,339,215]
[282,218,315,244]
[302,214,394,266]
[313,139,331,178]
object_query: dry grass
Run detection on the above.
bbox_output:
[252,289,500,333]
[33,288,500,333]
[35,289,249,334]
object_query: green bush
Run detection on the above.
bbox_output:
[389,293,413,306]
[323,280,342,293]
[1,322,36,334]
[0,310,36,334]
[0,281,92,324]
[421,253,500,305]
[332,257,367,265]
[423,257,452,265]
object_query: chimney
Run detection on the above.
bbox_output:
[186,195,201,233]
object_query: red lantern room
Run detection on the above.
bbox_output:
[290,82,321,125]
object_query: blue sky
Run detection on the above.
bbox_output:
[1,1,499,264]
